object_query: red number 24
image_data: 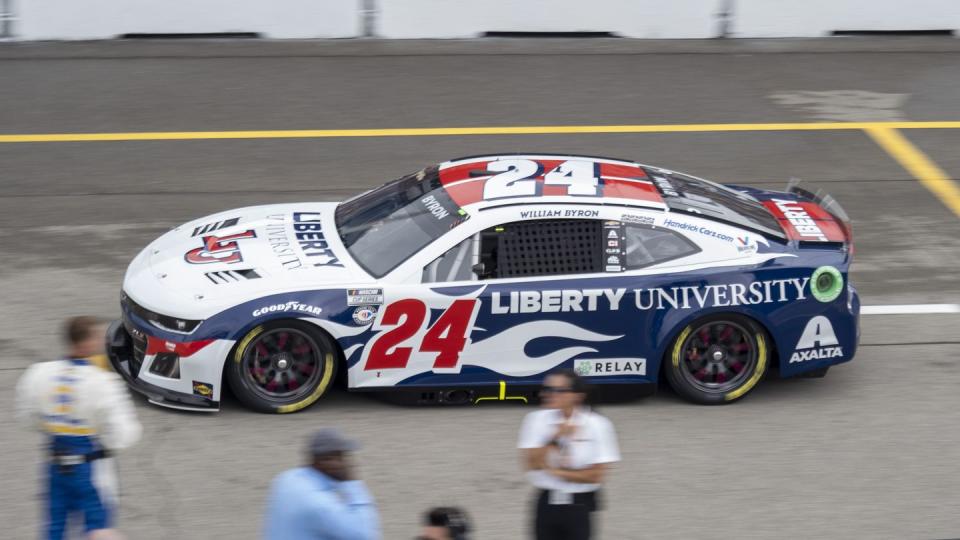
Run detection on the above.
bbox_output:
[364,299,478,371]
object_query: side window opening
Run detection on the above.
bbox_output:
[423,218,607,283]
[422,234,479,283]
[422,218,702,283]
[623,224,700,269]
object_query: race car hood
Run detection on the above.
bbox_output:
[123,203,373,319]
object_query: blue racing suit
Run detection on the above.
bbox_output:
[16,358,142,539]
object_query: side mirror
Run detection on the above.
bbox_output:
[471,262,487,278]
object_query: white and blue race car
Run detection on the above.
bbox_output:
[108,154,860,413]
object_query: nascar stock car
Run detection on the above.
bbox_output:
[107,154,859,413]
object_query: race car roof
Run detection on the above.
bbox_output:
[437,154,666,211]
[435,154,787,240]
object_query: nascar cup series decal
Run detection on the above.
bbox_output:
[348,288,384,306]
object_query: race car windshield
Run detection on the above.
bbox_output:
[652,171,786,240]
[335,167,470,277]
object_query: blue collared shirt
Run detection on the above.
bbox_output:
[263,467,380,540]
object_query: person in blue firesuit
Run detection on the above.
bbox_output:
[16,316,142,540]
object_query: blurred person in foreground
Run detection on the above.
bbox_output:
[264,428,380,540]
[416,506,471,540]
[16,316,142,540]
[518,369,621,540]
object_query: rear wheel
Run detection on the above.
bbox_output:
[664,314,769,405]
[227,320,337,413]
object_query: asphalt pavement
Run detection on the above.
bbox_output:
[1,38,958,539]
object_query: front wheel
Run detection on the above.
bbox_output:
[227,320,338,413]
[664,314,769,405]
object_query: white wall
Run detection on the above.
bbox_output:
[17,0,358,40]
[9,0,960,41]
[377,0,721,39]
[735,0,960,38]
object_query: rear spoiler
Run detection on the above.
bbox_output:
[787,178,852,230]
[759,179,853,251]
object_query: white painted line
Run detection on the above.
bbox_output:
[861,304,960,315]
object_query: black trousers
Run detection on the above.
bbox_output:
[534,489,596,540]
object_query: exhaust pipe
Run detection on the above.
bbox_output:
[440,389,473,405]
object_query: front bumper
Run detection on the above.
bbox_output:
[107,320,219,412]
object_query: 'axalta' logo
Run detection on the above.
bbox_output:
[790,316,843,363]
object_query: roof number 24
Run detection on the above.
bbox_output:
[482,159,600,200]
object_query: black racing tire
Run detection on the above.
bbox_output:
[226,320,338,414]
[664,314,769,405]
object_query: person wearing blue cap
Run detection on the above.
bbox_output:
[263,428,381,540]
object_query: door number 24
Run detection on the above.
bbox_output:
[364,299,479,371]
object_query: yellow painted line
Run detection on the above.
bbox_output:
[2,121,960,143]
[865,127,960,219]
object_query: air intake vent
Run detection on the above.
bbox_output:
[192,217,240,237]
[205,269,261,284]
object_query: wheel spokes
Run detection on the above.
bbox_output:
[682,321,757,393]
[698,328,711,345]
[242,329,324,400]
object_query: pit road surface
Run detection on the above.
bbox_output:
[1,39,959,539]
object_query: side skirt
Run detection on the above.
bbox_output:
[354,382,657,406]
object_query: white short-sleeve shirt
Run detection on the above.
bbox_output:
[518,407,620,493]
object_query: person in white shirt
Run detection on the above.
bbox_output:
[16,316,142,540]
[518,369,620,540]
